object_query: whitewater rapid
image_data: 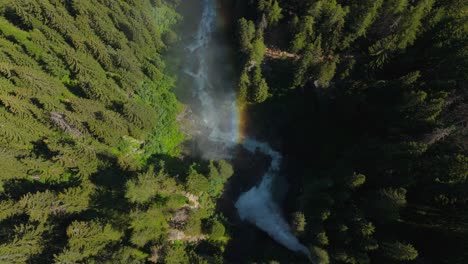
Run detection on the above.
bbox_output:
[184,0,309,257]
[235,139,310,256]
[184,0,238,149]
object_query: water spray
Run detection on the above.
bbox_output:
[184,0,310,258]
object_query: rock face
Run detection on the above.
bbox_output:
[177,106,201,137]
[168,192,205,243]
[265,47,299,60]
[182,191,200,209]
[168,230,205,243]
[170,207,190,230]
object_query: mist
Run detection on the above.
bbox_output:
[180,0,238,160]
[181,0,309,258]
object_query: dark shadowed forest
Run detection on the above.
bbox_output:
[227,0,467,263]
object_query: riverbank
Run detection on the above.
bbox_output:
[167,1,312,262]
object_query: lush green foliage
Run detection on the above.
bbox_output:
[0,0,235,263]
[236,18,270,103]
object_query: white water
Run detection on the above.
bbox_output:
[184,0,309,257]
[236,139,310,256]
[183,0,238,152]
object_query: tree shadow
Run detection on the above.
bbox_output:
[87,153,132,223]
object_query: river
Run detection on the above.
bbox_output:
[170,0,310,260]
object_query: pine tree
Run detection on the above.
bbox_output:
[19,190,61,222]
[381,241,418,261]
[292,211,306,234]
[58,185,92,214]
[250,66,269,103]
[342,0,384,48]
[55,221,121,262]
[237,18,255,53]
[347,173,366,189]
[126,167,178,204]
[258,0,282,26]
[0,224,44,263]
[292,37,322,88]
[310,246,330,264]
[208,219,226,240]
[164,244,189,264]
[129,205,168,247]
[186,171,210,195]
[369,187,407,223]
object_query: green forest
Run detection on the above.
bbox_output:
[228,0,467,263]
[0,0,232,263]
[0,0,466,263]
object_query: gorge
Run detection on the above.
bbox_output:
[178,0,310,258]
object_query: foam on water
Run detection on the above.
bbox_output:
[235,139,310,256]
[184,0,309,257]
[185,0,238,151]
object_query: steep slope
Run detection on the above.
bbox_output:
[0,1,232,263]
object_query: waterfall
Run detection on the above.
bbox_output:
[184,0,238,150]
[184,0,309,257]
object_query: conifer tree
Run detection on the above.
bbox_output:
[381,241,419,261]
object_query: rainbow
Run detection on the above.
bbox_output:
[234,100,248,143]
[214,0,250,144]
[215,0,234,30]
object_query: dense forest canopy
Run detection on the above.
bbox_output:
[0,0,232,263]
[0,0,466,263]
[227,0,467,263]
